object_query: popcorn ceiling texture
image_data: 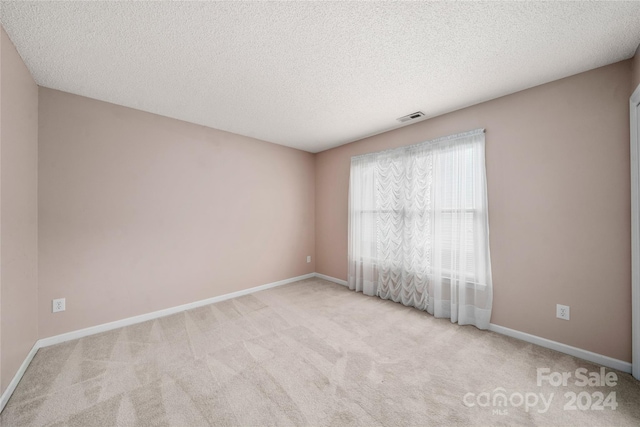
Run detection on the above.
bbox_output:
[1,1,640,152]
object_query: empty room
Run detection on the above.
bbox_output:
[2,1,640,426]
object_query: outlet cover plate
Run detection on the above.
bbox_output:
[556,304,570,320]
[53,298,66,313]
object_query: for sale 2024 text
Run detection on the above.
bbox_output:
[537,367,618,411]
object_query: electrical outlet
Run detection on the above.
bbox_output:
[556,304,570,320]
[52,298,66,313]
[307,255,311,263]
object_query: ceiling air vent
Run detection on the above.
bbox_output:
[396,111,425,123]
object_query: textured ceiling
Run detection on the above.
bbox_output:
[2,1,640,153]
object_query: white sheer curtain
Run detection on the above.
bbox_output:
[348,129,492,329]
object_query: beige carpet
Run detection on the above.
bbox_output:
[1,277,639,426]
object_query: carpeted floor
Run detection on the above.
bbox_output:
[1,277,640,426]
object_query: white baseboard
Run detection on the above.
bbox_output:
[0,272,314,413]
[38,273,315,348]
[488,323,632,373]
[312,274,633,373]
[314,272,348,286]
[0,272,633,414]
[0,342,38,413]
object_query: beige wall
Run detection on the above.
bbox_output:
[632,43,640,93]
[0,28,39,392]
[3,26,637,384]
[38,88,315,338]
[316,61,632,362]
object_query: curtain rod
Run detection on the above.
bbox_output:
[351,128,485,160]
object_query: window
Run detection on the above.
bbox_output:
[347,129,492,328]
